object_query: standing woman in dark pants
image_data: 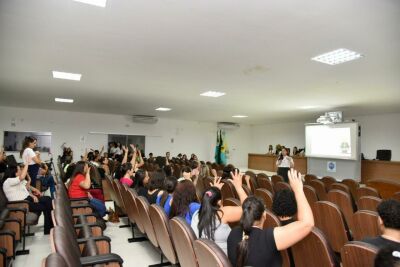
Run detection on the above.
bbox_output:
[276,148,294,183]
[20,136,43,188]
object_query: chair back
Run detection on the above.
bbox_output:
[352,210,380,241]
[327,190,355,230]
[256,173,269,180]
[44,253,68,267]
[222,198,241,228]
[304,185,318,205]
[221,181,237,201]
[357,196,382,212]
[271,175,284,185]
[257,177,274,194]
[254,188,273,210]
[341,179,359,201]
[274,182,291,192]
[304,174,317,185]
[169,217,198,267]
[128,189,145,234]
[393,191,400,201]
[330,183,350,194]
[310,180,327,201]
[321,176,336,191]
[312,201,350,253]
[51,226,82,267]
[355,187,380,202]
[149,205,178,264]
[193,239,232,267]
[291,228,337,267]
[242,184,252,196]
[340,241,378,267]
[135,196,159,248]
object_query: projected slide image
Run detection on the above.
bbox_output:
[306,123,357,160]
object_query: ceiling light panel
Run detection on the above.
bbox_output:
[311,48,362,65]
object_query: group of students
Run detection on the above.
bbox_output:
[1,137,399,266]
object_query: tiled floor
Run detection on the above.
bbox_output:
[13,201,160,267]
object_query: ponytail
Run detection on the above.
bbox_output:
[236,196,265,267]
[197,187,222,240]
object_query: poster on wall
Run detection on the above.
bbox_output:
[3,131,52,152]
[327,161,337,172]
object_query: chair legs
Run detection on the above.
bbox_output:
[119,218,131,228]
[127,223,146,243]
[16,225,30,255]
[148,253,171,267]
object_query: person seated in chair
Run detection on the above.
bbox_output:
[272,189,297,225]
[37,163,56,199]
[3,158,54,235]
[363,199,400,250]
[68,161,107,218]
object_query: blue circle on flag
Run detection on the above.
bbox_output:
[328,162,335,170]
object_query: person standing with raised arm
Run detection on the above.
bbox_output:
[276,148,294,183]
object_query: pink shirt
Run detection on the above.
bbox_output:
[120,177,133,187]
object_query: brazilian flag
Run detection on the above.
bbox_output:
[215,130,228,164]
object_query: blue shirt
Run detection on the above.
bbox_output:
[156,194,173,216]
[185,202,201,225]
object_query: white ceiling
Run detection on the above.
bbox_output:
[0,0,399,124]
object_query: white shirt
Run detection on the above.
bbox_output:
[110,147,117,154]
[114,147,122,155]
[22,148,36,165]
[276,156,294,168]
[3,177,30,201]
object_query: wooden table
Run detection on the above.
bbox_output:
[361,160,400,184]
[248,154,307,174]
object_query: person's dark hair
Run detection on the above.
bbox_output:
[120,163,133,177]
[170,180,198,219]
[87,152,95,161]
[71,161,87,181]
[160,176,178,207]
[148,171,165,191]
[3,164,19,182]
[221,165,235,180]
[198,187,222,240]
[134,169,146,189]
[163,165,173,176]
[236,196,265,267]
[377,199,400,230]
[374,245,400,267]
[182,166,191,174]
[20,136,37,157]
[190,161,199,170]
[272,189,297,218]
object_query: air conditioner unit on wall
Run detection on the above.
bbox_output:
[132,115,158,124]
[217,122,240,130]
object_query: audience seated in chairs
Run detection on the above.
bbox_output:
[191,169,248,255]
[2,158,54,234]
[169,179,200,224]
[67,161,107,218]
[363,199,400,250]
[133,169,150,197]
[156,176,177,216]
[227,169,314,267]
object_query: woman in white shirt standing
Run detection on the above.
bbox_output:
[20,136,43,188]
[276,148,294,183]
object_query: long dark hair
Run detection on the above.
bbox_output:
[148,171,165,191]
[71,161,87,181]
[198,187,222,240]
[134,169,146,189]
[169,180,198,219]
[236,196,265,267]
[160,176,177,207]
[20,136,36,157]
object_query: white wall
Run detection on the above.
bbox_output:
[250,113,400,161]
[0,106,251,167]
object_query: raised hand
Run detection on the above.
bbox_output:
[122,146,128,153]
[211,168,218,178]
[230,169,243,189]
[288,168,303,193]
[210,177,223,190]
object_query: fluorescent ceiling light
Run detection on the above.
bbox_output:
[299,106,321,110]
[200,91,226,98]
[55,98,74,103]
[73,0,107,7]
[155,107,171,111]
[232,115,248,118]
[52,71,82,81]
[311,48,363,65]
